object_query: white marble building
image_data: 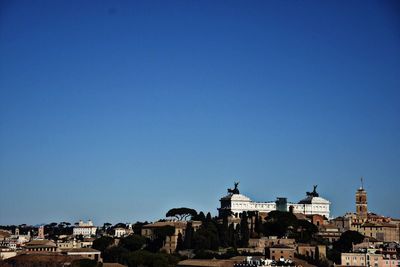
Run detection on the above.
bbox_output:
[113,228,127,238]
[73,220,97,237]
[218,184,330,218]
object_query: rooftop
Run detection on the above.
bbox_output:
[143,220,188,228]
[298,196,330,205]
[25,240,56,248]
[65,248,100,253]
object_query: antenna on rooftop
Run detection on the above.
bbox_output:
[360,176,364,189]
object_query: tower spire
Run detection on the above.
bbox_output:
[356,177,368,220]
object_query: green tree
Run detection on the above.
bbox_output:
[176,232,183,252]
[295,219,318,243]
[114,222,127,228]
[234,224,240,248]
[183,222,193,249]
[192,220,219,251]
[326,230,364,264]
[133,221,147,235]
[103,222,112,230]
[218,215,229,247]
[254,215,263,237]
[263,211,297,238]
[146,225,175,252]
[334,230,364,253]
[205,212,212,223]
[228,223,237,248]
[124,250,179,267]
[194,212,206,222]
[120,234,146,251]
[240,212,250,247]
[103,246,128,263]
[92,236,114,253]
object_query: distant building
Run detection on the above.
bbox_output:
[0,240,17,250]
[142,221,201,254]
[0,248,17,260]
[332,179,400,243]
[218,183,330,218]
[340,248,400,267]
[73,220,97,237]
[24,239,58,252]
[0,230,17,250]
[246,236,295,254]
[296,244,326,261]
[38,225,45,239]
[114,227,128,238]
[268,244,295,261]
[0,230,11,241]
[10,228,31,245]
[315,224,341,243]
[356,178,368,221]
[57,239,78,250]
[81,237,95,248]
[64,248,102,262]
[57,237,96,249]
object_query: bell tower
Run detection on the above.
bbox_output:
[355,177,368,221]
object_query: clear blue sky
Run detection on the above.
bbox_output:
[0,1,399,225]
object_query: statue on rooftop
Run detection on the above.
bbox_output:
[227,181,240,194]
[306,184,319,197]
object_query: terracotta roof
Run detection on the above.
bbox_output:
[294,213,308,220]
[25,240,56,247]
[381,223,397,228]
[65,248,100,253]
[143,221,187,228]
[321,224,339,229]
[270,244,294,249]
[0,230,11,238]
[4,253,84,264]
[361,222,394,227]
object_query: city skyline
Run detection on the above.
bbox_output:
[0,179,393,225]
[1,1,399,225]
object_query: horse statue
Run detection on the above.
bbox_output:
[227,182,240,194]
[306,185,319,197]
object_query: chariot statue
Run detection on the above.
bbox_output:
[306,185,319,197]
[227,182,240,194]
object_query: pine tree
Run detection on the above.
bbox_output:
[197,212,206,222]
[176,232,183,252]
[183,222,193,249]
[250,214,254,237]
[206,212,212,222]
[219,215,229,247]
[240,211,250,247]
[254,215,263,237]
[234,224,240,249]
[228,223,235,247]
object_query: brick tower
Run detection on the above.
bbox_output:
[38,225,45,239]
[355,177,368,221]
